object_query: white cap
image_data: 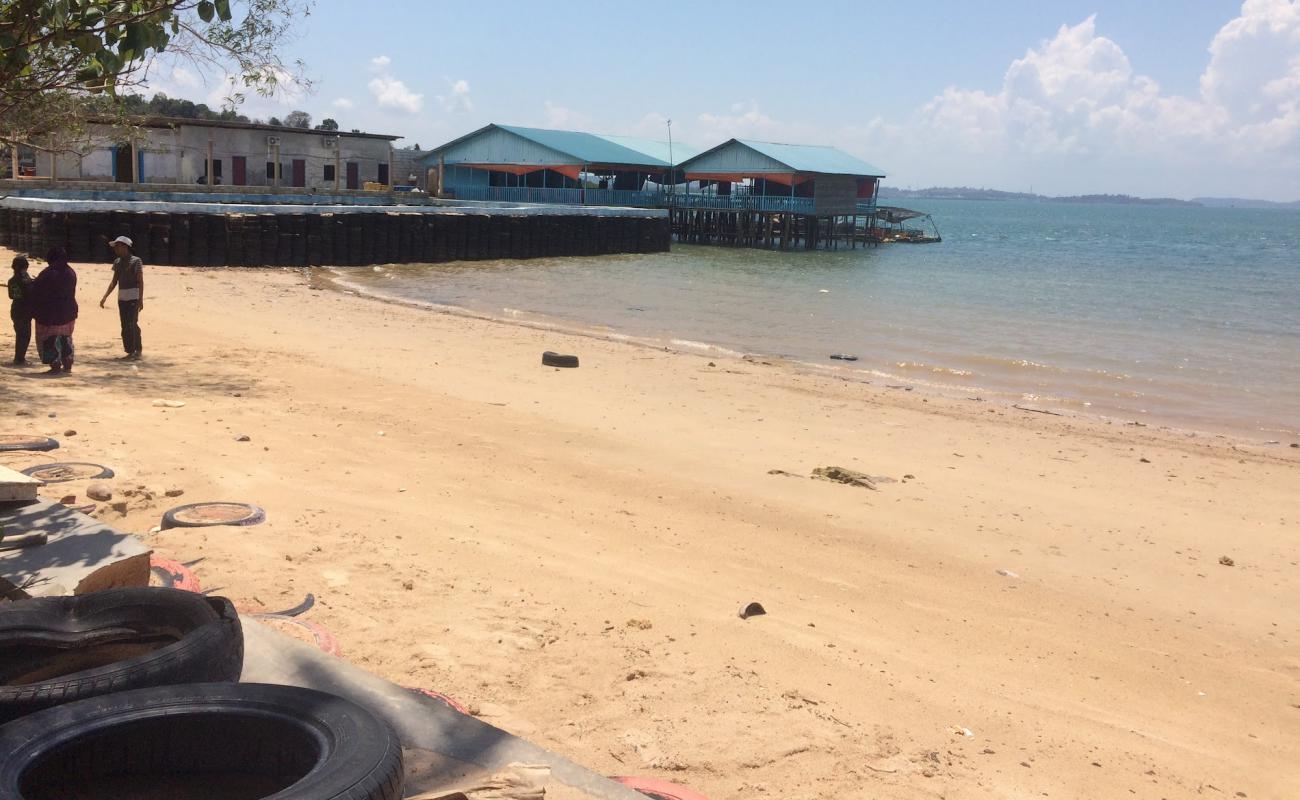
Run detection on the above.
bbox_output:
[110,235,133,248]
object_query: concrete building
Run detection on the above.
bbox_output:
[24,117,401,191]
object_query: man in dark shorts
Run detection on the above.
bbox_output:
[7,254,34,365]
[99,235,144,360]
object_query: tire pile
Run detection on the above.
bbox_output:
[0,588,403,799]
[0,207,671,267]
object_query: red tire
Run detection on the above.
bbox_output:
[409,687,470,715]
[148,556,201,593]
[254,615,341,657]
[611,777,710,800]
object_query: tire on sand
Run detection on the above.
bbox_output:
[0,435,58,453]
[0,682,404,800]
[161,501,266,530]
[0,588,242,724]
[541,351,579,368]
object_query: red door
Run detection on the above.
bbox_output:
[346,162,359,190]
[292,159,305,188]
[232,156,247,186]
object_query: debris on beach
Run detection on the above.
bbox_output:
[767,469,803,478]
[949,726,975,738]
[86,484,112,502]
[1219,556,1235,567]
[739,601,766,619]
[996,569,1019,578]
[829,354,858,361]
[812,466,885,490]
[235,434,251,442]
[151,399,186,408]
[542,351,580,369]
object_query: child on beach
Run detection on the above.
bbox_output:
[7,254,33,365]
[99,235,144,360]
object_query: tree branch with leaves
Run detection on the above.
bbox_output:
[0,0,312,150]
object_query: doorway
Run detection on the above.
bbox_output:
[232,156,247,186]
[346,162,359,190]
[292,159,305,188]
[113,146,133,183]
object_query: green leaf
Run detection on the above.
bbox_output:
[214,0,232,21]
[197,0,214,22]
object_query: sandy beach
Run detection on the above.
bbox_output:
[2,246,1298,799]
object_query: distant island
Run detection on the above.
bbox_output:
[878,187,1202,206]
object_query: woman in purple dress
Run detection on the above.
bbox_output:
[31,246,78,374]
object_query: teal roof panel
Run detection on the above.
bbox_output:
[737,140,886,177]
[496,125,665,167]
[426,124,701,169]
[595,135,702,167]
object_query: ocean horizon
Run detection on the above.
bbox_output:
[337,199,1300,441]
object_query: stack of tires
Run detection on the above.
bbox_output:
[0,588,403,799]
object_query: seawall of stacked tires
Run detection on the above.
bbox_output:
[0,207,671,266]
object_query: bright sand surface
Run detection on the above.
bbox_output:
[3,247,1298,799]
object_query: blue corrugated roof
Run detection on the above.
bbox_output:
[496,125,673,167]
[711,140,886,177]
[428,124,696,168]
[595,134,701,167]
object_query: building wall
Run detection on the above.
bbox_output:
[813,174,859,216]
[31,123,394,189]
[681,141,791,175]
[436,127,575,167]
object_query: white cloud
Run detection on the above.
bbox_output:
[696,100,781,141]
[366,55,423,114]
[885,3,1300,197]
[436,79,472,113]
[543,101,590,129]
[332,97,355,110]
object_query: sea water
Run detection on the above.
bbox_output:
[339,200,1300,439]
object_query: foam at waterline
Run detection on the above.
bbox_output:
[669,340,748,358]
[330,270,724,355]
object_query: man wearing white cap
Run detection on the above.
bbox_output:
[99,235,143,360]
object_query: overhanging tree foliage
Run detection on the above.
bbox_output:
[0,0,311,149]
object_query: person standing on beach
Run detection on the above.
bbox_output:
[7,254,34,365]
[30,246,78,374]
[99,235,143,360]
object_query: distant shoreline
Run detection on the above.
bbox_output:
[879,187,1300,209]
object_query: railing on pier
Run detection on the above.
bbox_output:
[582,189,664,207]
[443,184,822,214]
[665,193,816,214]
[443,185,584,205]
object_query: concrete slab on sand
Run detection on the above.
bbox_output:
[0,498,151,598]
[241,617,645,800]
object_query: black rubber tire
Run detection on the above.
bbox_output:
[0,682,403,800]
[0,588,243,724]
[542,351,580,368]
[0,436,58,453]
[161,501,267,530]
[19,462,115,482]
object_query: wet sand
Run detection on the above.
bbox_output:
[3,247,1298,799]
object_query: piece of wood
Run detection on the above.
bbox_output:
[0,533,47,551]
[0,464,42,503]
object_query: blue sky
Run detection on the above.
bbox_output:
[148,1,1300,200]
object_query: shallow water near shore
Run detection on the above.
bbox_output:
[338,199,1300,439]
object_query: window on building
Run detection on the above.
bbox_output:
[377,162,389,185]
[324,164,335,182]
[266,161,282,180]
